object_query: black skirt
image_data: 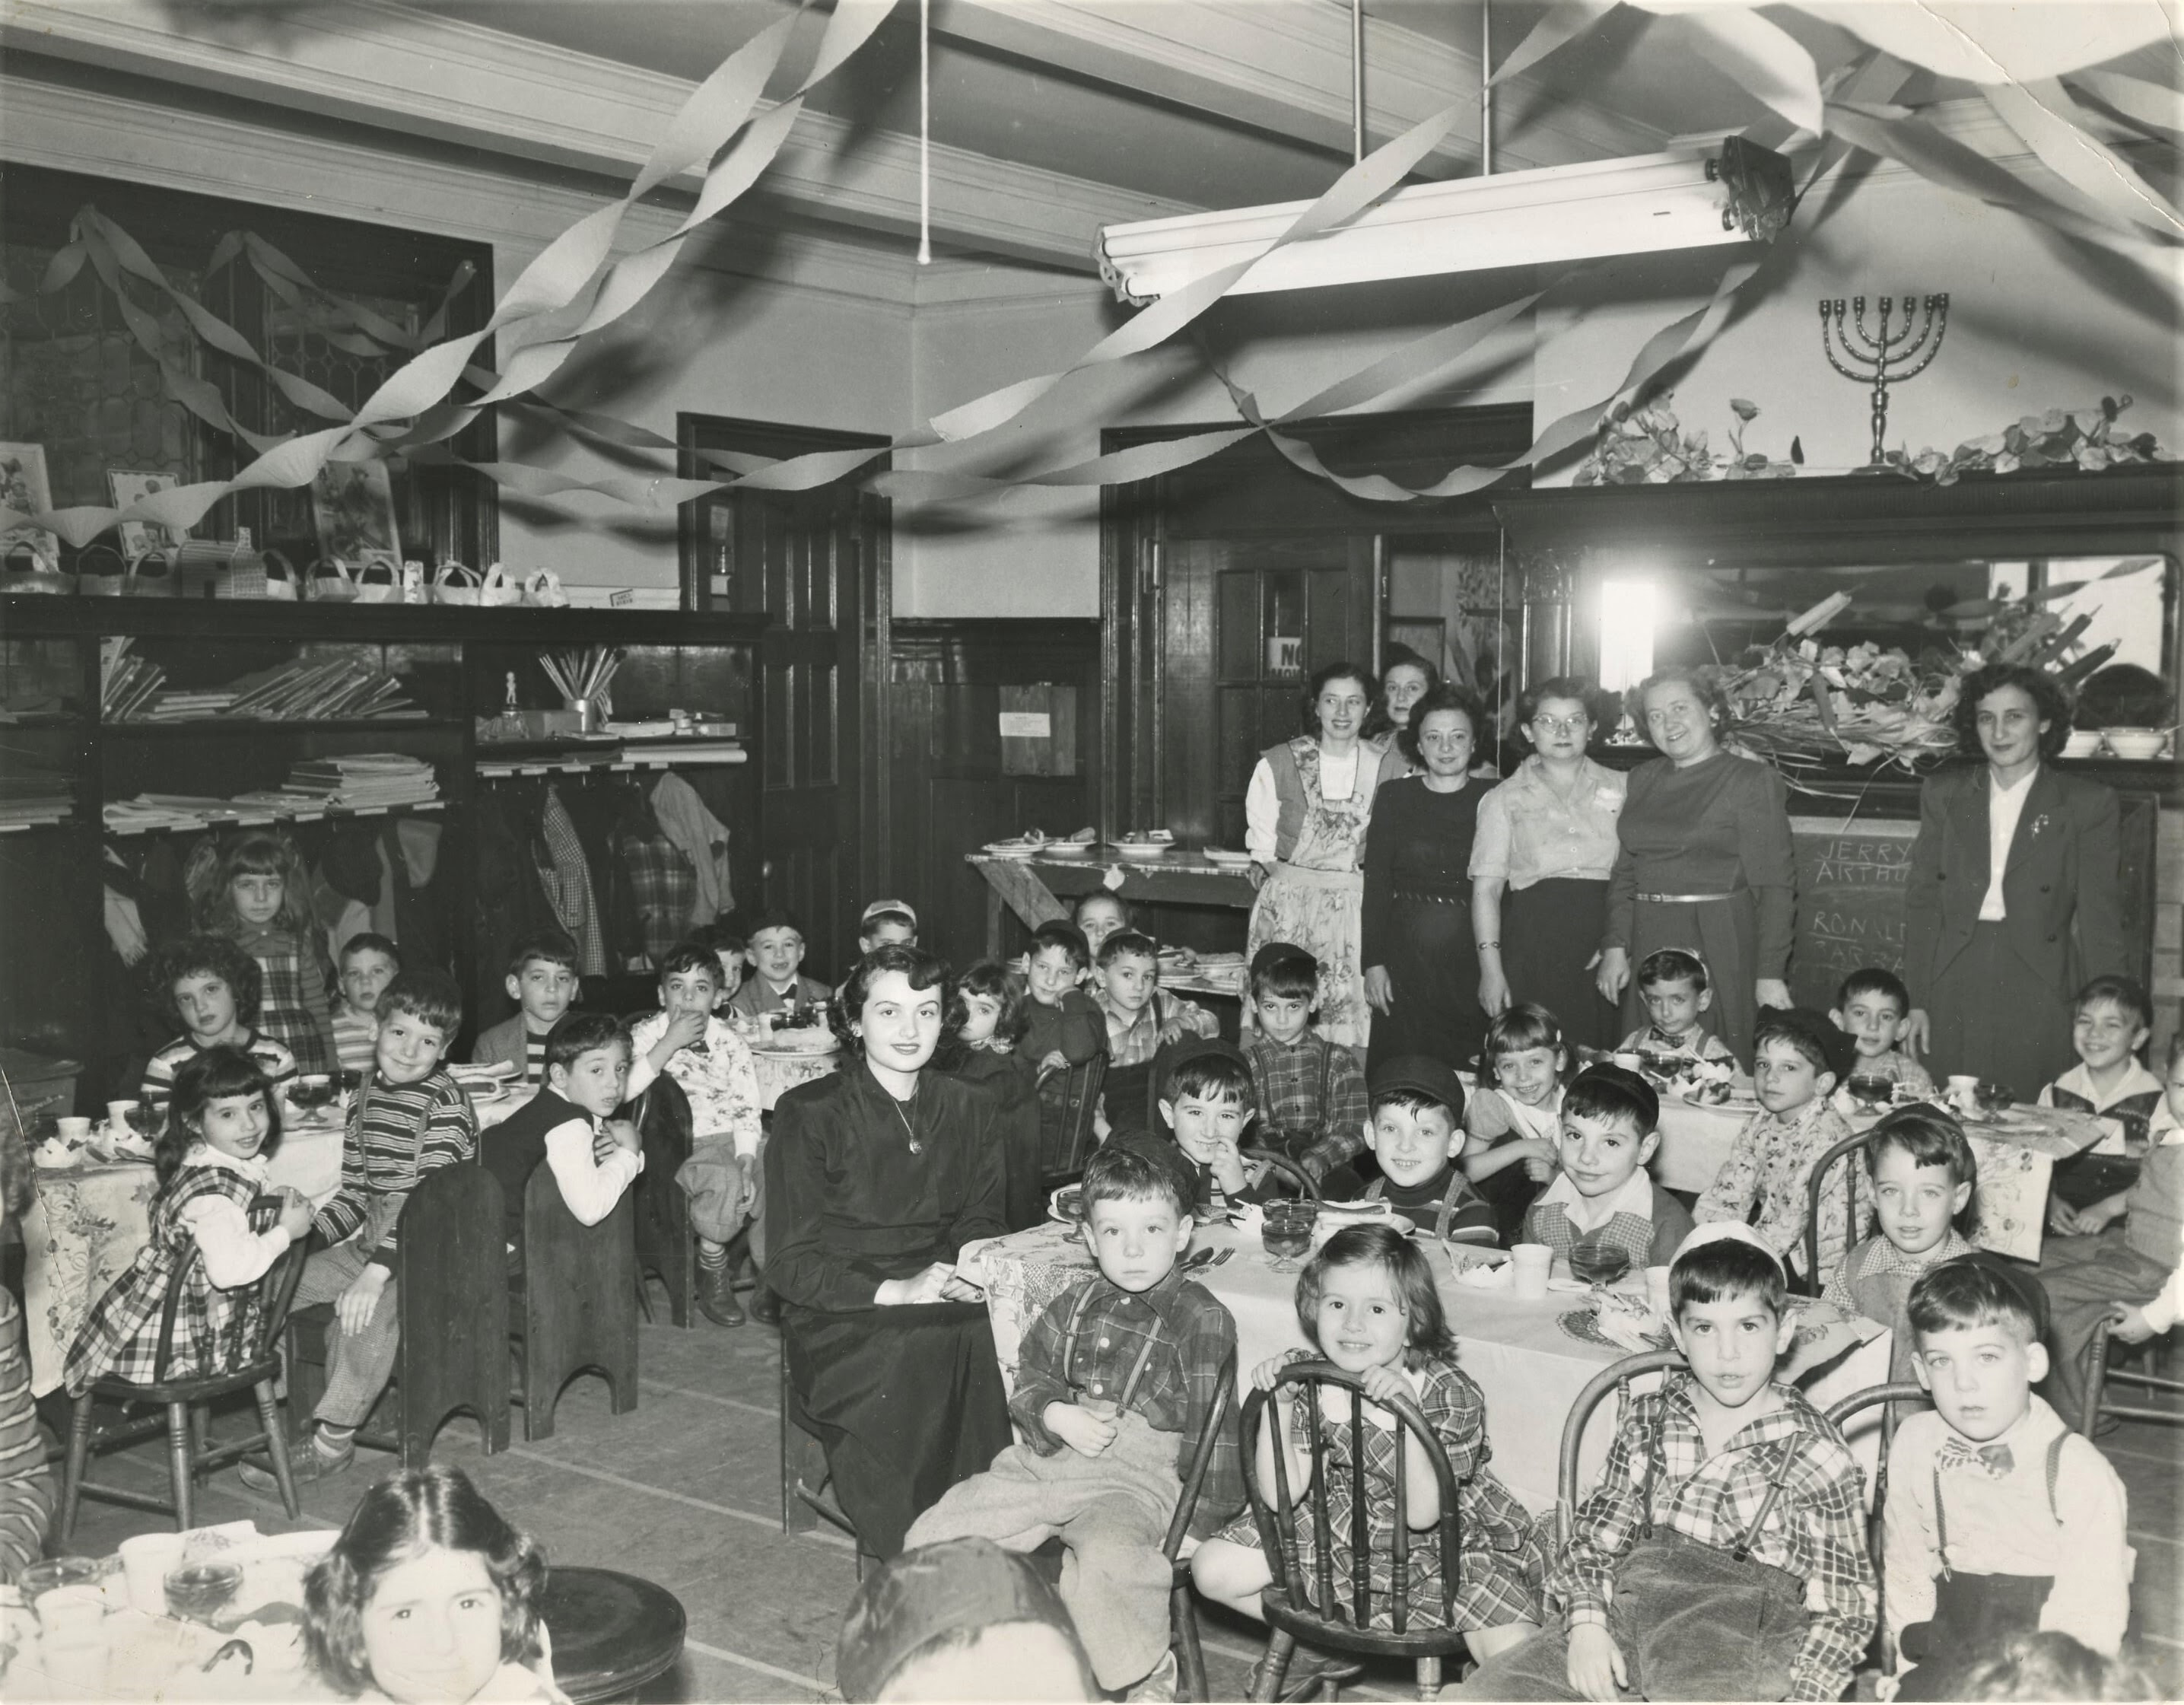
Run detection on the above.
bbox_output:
[1368,889,1486,1077]
[1501,877,1617,1053]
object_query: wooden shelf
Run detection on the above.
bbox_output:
[100,717,464,735]
[0,599,771,646]
[104,799,447,837]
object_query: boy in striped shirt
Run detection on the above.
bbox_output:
[240,968,474,1489]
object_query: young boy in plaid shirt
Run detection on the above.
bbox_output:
[1241,944,1369,1194]
[1457,1224,1876,1703]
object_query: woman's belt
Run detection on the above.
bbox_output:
[1391,884,1470,904]
[1634,890,1738,904]
[1271,862,1363,890]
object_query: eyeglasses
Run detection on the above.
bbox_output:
[1531,715,1588,735]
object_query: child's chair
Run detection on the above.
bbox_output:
[1554,1350,1685,1548]
[1238,1360,1470,1703]
[1037,1054,1107,1189]
[1159,1348,1237,1703]
[1823,1379,1930,1678]
[1803,1128,1872,1299]
[60,1243,307,1535]
[1241,1148,1323,1203]
[629,1076,697,1328]
[514,1158,640,1440]
[2081,1313,2184,1436]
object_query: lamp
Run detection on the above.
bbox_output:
[1094,137,1796,305]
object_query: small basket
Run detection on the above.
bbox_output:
[523,567,569,608]
[0,539,72,596]
[170,538,249,599]
[258,549,300,603]
[304,555,359,604]
[122,548,176,598]
[432,558,483,606]
[75,541,128,597]
[477,561,523,608]
[351,553,402,605]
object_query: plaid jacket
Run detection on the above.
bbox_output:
[621,824,698,968]
[1554,1375,1876,1703]
[1095,987,1220,1070]
[0,1289,51,1584]
[1241,1033,1369,1182]
[235,924,336,1075]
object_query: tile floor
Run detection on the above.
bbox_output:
[50,1299,2184,1701]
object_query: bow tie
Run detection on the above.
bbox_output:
[1938,1437,2014,1478]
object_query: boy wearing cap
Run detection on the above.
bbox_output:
[1356,1056,1497,1244]
[1523,1064,1694,1269]
[1695,1007,1862,1289]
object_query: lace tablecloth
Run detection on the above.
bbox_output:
[21,1160,159,1397]
[748,1045,839,1111]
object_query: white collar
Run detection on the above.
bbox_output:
[1942,1392,2065,1461]
[2057,1058,2163,1109]
[1988,765,2039,799]
[1537,1164,1655,1230]
[183,1142,269,1183]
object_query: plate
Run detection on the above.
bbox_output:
[1559,1306,1671,1351]
[1110,842,1170,860]
[1048,1184,1085,1223]
[1200,848,1254,867]
[451,1061,517,1082]
[32,1147,80,1171]
[981,842,1036,860]
[1039,841,1095,858]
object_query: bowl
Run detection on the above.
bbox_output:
[2103,728,2170,760]
[1972,1080,2014,1117]
[2060,729,2104,759]
[1048,1184,1084,1223]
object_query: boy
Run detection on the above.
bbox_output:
[1457,1224,1876,1703]
[1694,1007,1861,1289]
[1463,1003,1570,1238]
[471,929,580,1085]
[904,1144,1241,1700]
[1074,892,1130,961]
[625,943,763,1327]
[1822,1106,1976,1385]
[860,900,918,951]
[1092,930,1219,1139]
[141,934,297,1108]
[1113,1040,1283,1217]
[1356,1055,1497,1243]
[241,969,475,1489]
[2039,975,2162,1210]
[686,921,745,1010]
[728,908,832,1019]
[1886,1258,2132,1697]
[1829,967,1934,1100]
[478,1011,646,1274]
[1616,949,1735,1065]
[2035,1031,2184,1427]
[1522,1062,1694,1268]
[331,932,401,1077]
[1241,945,1368,1194]
[1020,920,1105,1076]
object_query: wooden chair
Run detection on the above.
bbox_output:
[1554,1350,1685,1547]
[629,1075,697,1328]
[1162,1349,1237,1703]
[1239,1360,1468,1702]
[61,1241,306,1538]
[514,1156,640,1441]
[285,1163,510,1471]
[1038,1054,1107,1189]
[1802,1128,1873,1298]
[779,1350,871,1577]
[1242,1149,1324,1204]
[2082,1315,2184,1436]
[1823,1379,1930,1675]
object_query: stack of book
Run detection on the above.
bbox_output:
[267,753,440,811]
[100,638,167,722]
[97,642,428,724]
[0,759,72,829]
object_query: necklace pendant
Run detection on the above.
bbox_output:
[908,1137,924,1155]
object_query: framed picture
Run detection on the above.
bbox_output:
[0,443,57,565]
[108,469,189,556]
[310,459,401,563]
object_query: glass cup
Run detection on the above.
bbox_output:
[163,1560,243,1628]
[1260,1202,1315,1274]
[1568,1240,1632,1288]
[1846,1073,1894,1115]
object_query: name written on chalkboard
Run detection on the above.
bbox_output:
[1790,819,1919,1007]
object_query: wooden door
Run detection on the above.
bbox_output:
[679,419,889,972]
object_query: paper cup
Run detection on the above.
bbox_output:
[56,1116,91,1144]
[1510,1242,1553,1301]
[119,1532,185,1615]
[1645,1264,1673,1318]
[33,1583,106,1641]
[106,1099,139,1131]
[1611,1052,1642,1072]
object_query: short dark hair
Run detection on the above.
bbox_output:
[1298,1225,1457,1369]
[1631,666,1730,741]
[1081,1140,1188,1222]
[1301,660,1377,736]
[1562,1063,1658,1137]
[685,921,745,957]
[1636,948,1707,993]
[1671,1236,1786,1321]
[947,959,1028,1048]
[1486,1001,1565,1061]
[654,941,721,987]
[1753,1007,1854,1082]
[1162,1047,1252,1108]
[337,931,401,971]
[1096,930,1160,971]
[1029,920,1090,972]
[1517,675,1607,733]
[1396,682,1485,767]
[1250,948,1319,1004]
[1953,662,2073,762]
[860,908,917,939]
[2074,974,2153,1034]
[1865,1105,1977,1189]
[544,1011,628,1078]
[505,928,578,980]
[161,1045,283,1189]
[1908,1255,2045,1346]
[152,933,262,1028]
[834,944,949,1048]
[1836,966,1910,1013]
[377,967,463,1034]
[1370,1084,1464,1124]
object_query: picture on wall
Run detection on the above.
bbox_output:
[310,458,401,564]
[108,469,189,557]
[0,443,57,564]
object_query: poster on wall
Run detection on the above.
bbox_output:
[0,443,58,565]
[108,469,190,557]
[310,459,401,564]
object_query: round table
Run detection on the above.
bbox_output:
[542,1566,688,1703]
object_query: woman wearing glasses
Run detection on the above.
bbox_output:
[1470,678,1626,1051]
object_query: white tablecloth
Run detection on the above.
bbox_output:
[965,1219,1892,1516]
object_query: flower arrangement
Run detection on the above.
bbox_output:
[1575,394,1801,485]
[1878,395,2168,485]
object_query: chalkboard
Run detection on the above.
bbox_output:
[1788,815,1919,1013]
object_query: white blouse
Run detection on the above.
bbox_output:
[1245,746,1361,864]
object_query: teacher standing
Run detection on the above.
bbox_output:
[1904,663,2125,1101]
[764,944,1012,1557]
[1362,684,1489,1074]
[1247,662,1379,1052]
[1597,668,1797,1065]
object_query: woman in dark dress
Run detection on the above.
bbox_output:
[1362,684,1490,1075]
[763,944,1013,1557]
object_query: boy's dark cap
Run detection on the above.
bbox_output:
[1369,1054,1462,1111]
[1761,1005,1858,1080]
[1250,942,1315,980]
[836,1537,1079,1702]
[1158,1036,1251,1101]
[1941,1249,2052,1338]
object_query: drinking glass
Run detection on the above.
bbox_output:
[1568,1240,1632,1288]
[164,1560,243,1629]
[1846,1074,1893,1115]
[1260,1202,1315,1274]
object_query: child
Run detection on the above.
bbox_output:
[1358,1055,1497,1244]
[188,828,338,1075]
[66,1048,314,1395]
[727,908,832,1018]
[241,968,475,1490]
[0,1135,49,1585]
[304,1464,563,1705]
[1830,967,1935,1100]
[1193,1225,1550,1680]
[1461,1002,1570,1237]
[1694,1007,1861,1289]
[904,1144,1242,1699]
[1521,1063,1694,1268]
[1092,930,1219,1138]
[1241,944,1369,1194]
[1886,1258,2132,1697]
[1617,949,1736,1065]
[472,930,580,1086]
[1073,892,1130,962]
[860,900,918,950]
[1020,920,1105,1076]
[625,943,762,1327]
[2035,1030,2184,1428]
[1455,1224,1877,1703]
[332,932,402,1078]
[686,921,746,1010]
[836,1537,1099,1703]
[2039,976,2162,1209]
[1822,1106,1976,1385]
[479,1012,644,1275]
[1112,1040,1283,1217]
[140,934,297,1109]
[940,959,1043,1233]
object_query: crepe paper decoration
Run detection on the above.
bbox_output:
[1809,1,2173,87]
[2065,71,2184,139]
[1984,78,2184,242]
[1489,0,1617,87]
[1664,6,1826,139]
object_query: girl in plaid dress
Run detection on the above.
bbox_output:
[1194,1226,1550,1668]
[188,829,339,1075]
[65,1048,314,1395]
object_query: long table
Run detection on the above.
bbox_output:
[967,849,1254,959]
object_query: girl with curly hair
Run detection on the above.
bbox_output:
[186,829,339,1074]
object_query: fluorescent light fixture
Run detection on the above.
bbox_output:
[1598,579,1659,693]
[1095,138,1795,304]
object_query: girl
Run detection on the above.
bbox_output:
[939,959,1043,1232]
[1461,1002,1571,1239]
[65,1048,313,1395]
[1190,1226,1547,1676]
[304,1464,567,1703]
[1072,893,1130,962]
[189,829,339,1075]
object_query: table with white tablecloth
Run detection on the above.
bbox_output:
[963,1217,1891,1516]
[748,1042,838,1111]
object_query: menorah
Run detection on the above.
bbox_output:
[1818,293,1950,466]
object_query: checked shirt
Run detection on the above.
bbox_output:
[1241,1033,1369,1182]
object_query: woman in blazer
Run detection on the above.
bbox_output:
[1904,663,2126,1100]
